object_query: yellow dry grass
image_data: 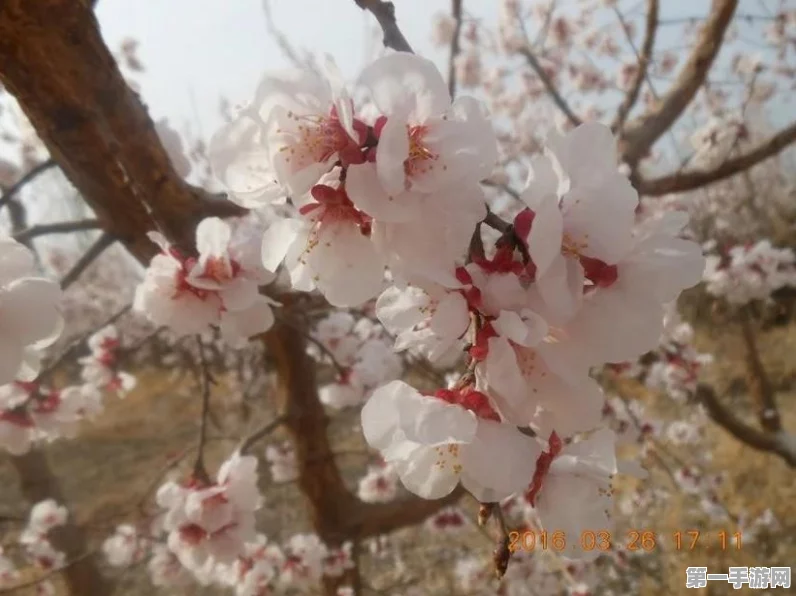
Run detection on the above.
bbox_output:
[1,312,795,595]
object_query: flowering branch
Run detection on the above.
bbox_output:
[619,0,738,165]
[13,218,102,242]
[611,0,659,134]
[636,120,796,195]
[354,0,414,53]
[695,384,796,468]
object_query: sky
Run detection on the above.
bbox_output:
[95,0,462,141]
[92,0,790,150]
[93,0,729,140]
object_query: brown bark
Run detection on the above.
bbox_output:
[264,318,356,544]
[635,121,796,196]
[0,2,464,594]
[0,0,243,263]
[11,451,112,594]
[619,0,737,166]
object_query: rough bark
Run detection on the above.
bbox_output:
[0,3,464,595]
[0,0,243,263]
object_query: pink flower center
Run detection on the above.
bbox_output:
[278,107,366,170]
[301,184,371,234]
[403,125,439,183]
[434,387,501,422]
[524,432,563,506]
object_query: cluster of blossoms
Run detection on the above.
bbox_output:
[192,50,705,566]
[0,234,62,385]
[0,501,67,590]
[155,452,263,575]
[703,239,796,305]
[0,324,137,454]
[311,311,403,409]
[0,380,100,454]
[15,500,68,593]
[79,325,136,397]
[134,217,277,345]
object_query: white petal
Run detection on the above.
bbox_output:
[460,420,541,501]
[196,218,231,258]
[525,193,563,276]
[429,292,470,339]
[261,218,304,272]
[375,113,410,196]
[357,53,450,121]
[346,163,421,222]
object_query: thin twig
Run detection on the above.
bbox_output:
[193,336,213,481]
[60,232,116,290]
[447,0,464,98]
[13,219,102,242]
[38,304,132,383]
[516,46,581,128]
[0,159,56,211]
[611,0,659,133]
[240,414,288,454]
[355,0,414,53]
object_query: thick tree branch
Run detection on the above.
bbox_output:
[355,0,414,53]
[636,120,796,196]
[695,384,796,468]
[263,316,356,544]
[0,0,244,264]
[611,0,659,133]
[517,46,581,128]
[619,0,738,166]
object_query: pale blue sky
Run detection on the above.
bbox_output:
[94,0,741,140]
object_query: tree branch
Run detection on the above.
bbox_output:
[738,306,781,432]
[611,0,659,134]
[695,384,796,468]
[59,231,115,289]
[240,414,287,455]
[0,0,245,264]
[619,0,738,166]
[355,0,414,53]
[517,46,581,128]
[13,218,101,242]
[345,487,465,539]
[447,0,464,98]
[193,336,213,482]
[636,120,796,196]
[0,159,56,211]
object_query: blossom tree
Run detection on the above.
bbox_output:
[0,0,795,595]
